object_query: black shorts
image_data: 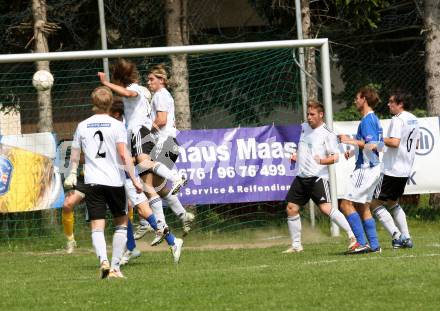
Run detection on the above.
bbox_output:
[286,176,331,206]
[150,136,179,169]
[374,174,408,201]
[84,184,127,220]
[131,126,155,157]
[73,175,88,196]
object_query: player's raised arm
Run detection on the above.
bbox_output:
[98,59,142,98]
[98,72,138,98]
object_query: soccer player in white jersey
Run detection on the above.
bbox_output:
[283,100,361,254]
[64,86,142,279]
[339,86,383,253]
[133,64,194,241]
[97,59,185,194]
[61,100,143,256]
[108,99,183,263]
[369,90,419,248]
[134,63,195,256]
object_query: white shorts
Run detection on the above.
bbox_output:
[124,178,148,206]
[343,165,381,204]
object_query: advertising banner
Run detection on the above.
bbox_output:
[333,117,440,197]
[174,125,301,204]
[0,132,63,213]
[54,117,440,206]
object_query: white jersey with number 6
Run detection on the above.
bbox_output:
[383,111,419,178]
[72,114,127,186]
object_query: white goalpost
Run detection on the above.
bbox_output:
[0,39,339,235]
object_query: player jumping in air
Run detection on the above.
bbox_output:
[98,59,186,194]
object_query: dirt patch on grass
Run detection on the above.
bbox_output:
[136,225,332,252]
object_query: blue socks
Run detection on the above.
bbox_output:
[363,218,380,250]
[165,232,176,246]
[146,214,158,231]
[126,219,136,252]
[346,212,368,246]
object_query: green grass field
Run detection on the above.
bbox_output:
[1,221,440,311]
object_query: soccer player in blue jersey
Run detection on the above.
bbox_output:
[339,86,383,253]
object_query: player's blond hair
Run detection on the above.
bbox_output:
[148,64,169,87]
[307,100,324,113]
[91,86,113,112]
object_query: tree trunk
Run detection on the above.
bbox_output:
[32,0,56,225]
[424,0,440,210]
[32,0,53,133]
[165,0,192,130]
[301,0,318,101]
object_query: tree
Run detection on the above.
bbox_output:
[251,0,391,103]
[424,0,440,116]
[32,0,53,133]
[423,0,440,210]
[301,0,318,101]
[32,0,57,225]
[165,0,191,130]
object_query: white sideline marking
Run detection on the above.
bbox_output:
[261,235,287,241]
[304,253,440,265]
[426,243,440,248]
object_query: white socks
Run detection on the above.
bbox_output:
[391,204,410,238]
[329,208,355,240]
[153,163,178,182]
[92,229,108,263]
[287,215,302,248]
[373,205,401,239]
[149,196,167,229]
[111,226,127,270]
[164,192,186,218]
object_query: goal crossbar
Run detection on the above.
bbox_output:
[0,39,328,63]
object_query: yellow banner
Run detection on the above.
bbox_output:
[0,143,55,213]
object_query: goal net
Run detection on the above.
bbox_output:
[0,40,335,248]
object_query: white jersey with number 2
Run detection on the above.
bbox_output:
[72,114,127,186]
